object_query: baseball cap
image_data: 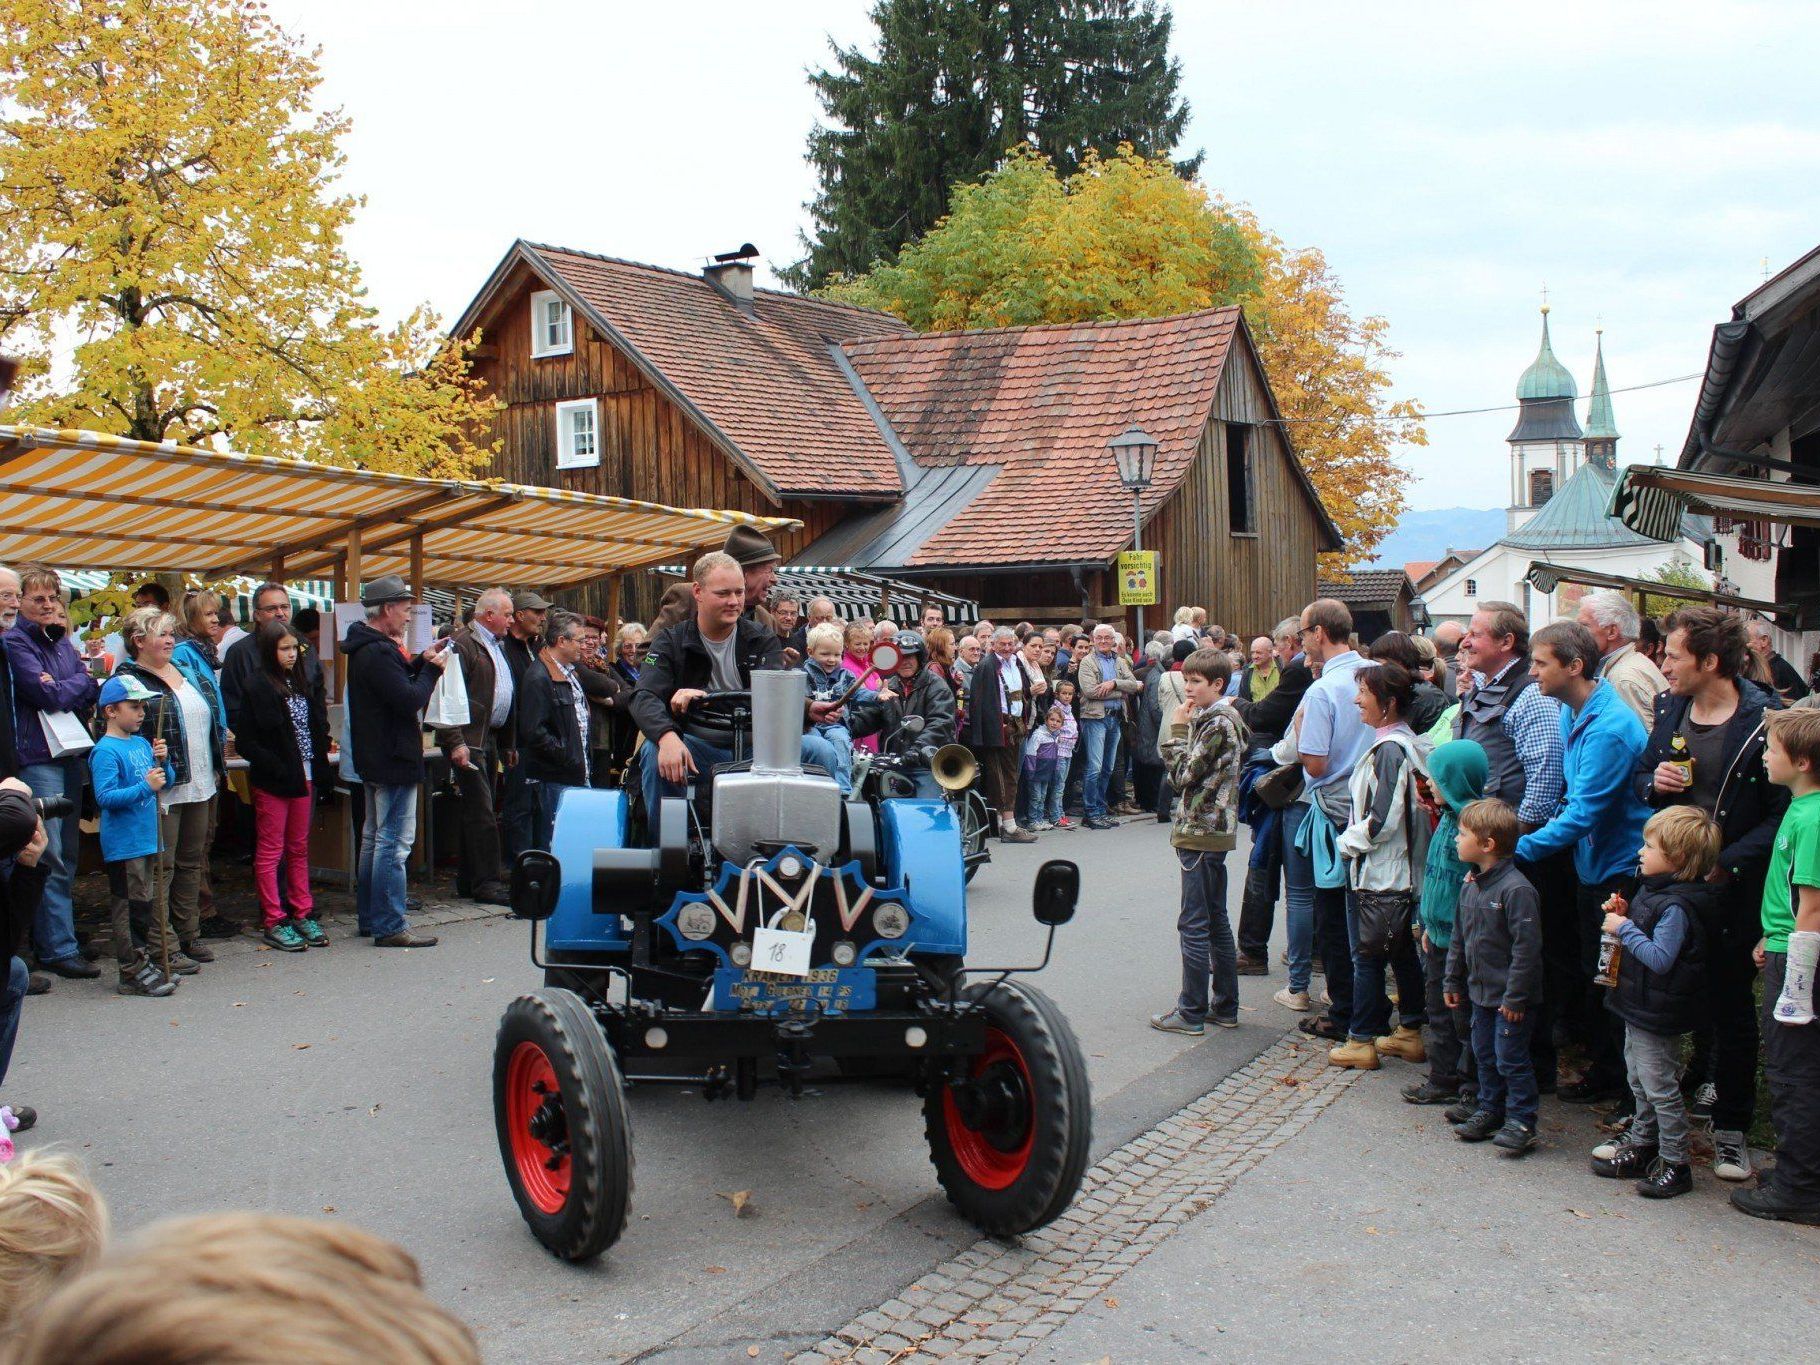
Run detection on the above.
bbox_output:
[98,675,157,707]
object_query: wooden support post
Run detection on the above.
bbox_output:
[408,533,425,599]
[270,555,285,581]
[606,573,623,637]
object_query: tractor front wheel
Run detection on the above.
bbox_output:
[923,980,1091,1236]
[494,988,633,1262]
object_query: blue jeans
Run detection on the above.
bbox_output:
[1345,896,1426,1042]
[1280,802,1318,993]
[1080,715,1120,820]
[1018,755,1058,825]
[500,758,537,865]
[1175,849,1237,1024]
[21,760,80,965]
[639,732,843,823]
[356,783,416,938]
[811,722,853,794]
[0,956,26,1090]
[531,781,576,852]
[1470,1003,1538,1128]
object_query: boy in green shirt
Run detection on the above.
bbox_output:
[1736,708,1820,1223]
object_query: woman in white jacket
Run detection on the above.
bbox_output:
[1330,660,1433,1071]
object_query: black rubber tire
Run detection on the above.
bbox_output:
[923,980,1092,1236]
[493,988,634,1262]
[959,793,988,884]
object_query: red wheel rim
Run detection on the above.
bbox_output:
[506,1041,571,1214]
[942,1025,1036,1190]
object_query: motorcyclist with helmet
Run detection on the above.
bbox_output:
[847,630,956,799]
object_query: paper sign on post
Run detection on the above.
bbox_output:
[751,926,814,978]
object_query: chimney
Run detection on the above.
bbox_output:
[704,243,758,316]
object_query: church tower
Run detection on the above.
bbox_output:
[1506,305,1584,533]
[1583,328,1620,470]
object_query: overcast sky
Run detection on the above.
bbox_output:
[270,0,1820,515]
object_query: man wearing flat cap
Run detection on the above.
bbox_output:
[498,588,550,864]
[343,575,449,947]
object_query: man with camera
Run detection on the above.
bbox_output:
[1,779,54,1131]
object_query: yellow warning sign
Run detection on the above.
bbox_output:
[1117,551,1158,606]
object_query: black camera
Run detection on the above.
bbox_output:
[31,795,74,820]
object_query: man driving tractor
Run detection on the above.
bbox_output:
[629,551,843,818]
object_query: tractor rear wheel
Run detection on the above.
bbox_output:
[494,988,633,1262]
[923,980,1091,1236]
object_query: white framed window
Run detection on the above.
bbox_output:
[1464,578,1478,598]
[529,289,573,358]
[555,398,599,470]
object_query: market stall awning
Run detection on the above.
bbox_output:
[1523,560,1792,620]
[0,424,798,589]
[1611,463,1820,541]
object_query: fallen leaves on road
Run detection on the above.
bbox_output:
[232,1001,246,1008]
[369,1104,382,1116]
[1104,1297,1119,1308]
[705,1265,727,1274]
[746,1347,760,1358]
[1567,1208,1593,1218]
[293,1043,311,1050]
[718,1190,754,1217]
[322,1205,336,1213]
[1281,1076,1300,1086]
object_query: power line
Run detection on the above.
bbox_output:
[1274,370,1704,424]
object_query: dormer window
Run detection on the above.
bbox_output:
[530,289,572,358]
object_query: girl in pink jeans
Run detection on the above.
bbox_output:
[234,621,333,952]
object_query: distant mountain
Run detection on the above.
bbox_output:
[1360,507,1507,573]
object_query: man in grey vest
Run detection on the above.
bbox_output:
[1454,600,1572,1092]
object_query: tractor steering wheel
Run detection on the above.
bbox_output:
[685,690,753,730]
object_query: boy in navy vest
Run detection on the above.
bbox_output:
[1590,806,1721,1198]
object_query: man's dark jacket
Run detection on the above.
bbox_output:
[500,632,540,690]
[220,632,324,733]
[1631,678,1786,884]
[849,665,955,763]
[1236,658,1313,749]
[518,652,592,787]
[430,624,510,754]
[7,619,98,768]
[629,617,782,745]
[966,652,1043,750]
[343,621,439,786]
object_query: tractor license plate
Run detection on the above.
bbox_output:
[713,966,876,1013]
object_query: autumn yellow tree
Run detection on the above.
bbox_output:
[0,0,498,475]
[826,146,1422,567]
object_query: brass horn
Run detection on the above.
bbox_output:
[930,743,978,792]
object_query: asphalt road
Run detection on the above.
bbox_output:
[8,816,1286,1362]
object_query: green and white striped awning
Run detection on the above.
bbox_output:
[1522,560,1791,620]
[1612,463,1820,539]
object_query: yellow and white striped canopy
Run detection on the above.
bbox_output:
[0,424,798,588]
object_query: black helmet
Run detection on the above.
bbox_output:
[894,629,927,661]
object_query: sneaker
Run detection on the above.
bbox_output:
[116,960,177,997]
[1402,1079,1460,1105]
[178,939,216,964]
[1443,1092,1481,1125]
[1591,1139,1658,1179]
[1375,1025,1427,1063]
[1492,1119,1538,1156]
[1212,1015,1240,1030]
[1272,987,1310,1012]
[293,917,330,947]
[42,955,100,980]
[1235,954,1269,976]
[26,972,51,996]
[262,922,308,953]
[1712,1130,1754,1182]
[0,1103,37,1132]
[1636,1159,1692,1199]
[1298,1014,1346,1040]
[999,826,1038,844]
[1689,1081,1717,1119]
[1112,801,1143,816]
[374,931,439,948]
[1083,816,1116,830]
[1730,1184,1820,1225]
[1327,1040,1380,1070]
[165,951,201,976]
[1453,1109,1505,1142]
[1028,820,1054,832]
[1054,817,1077,830]
[1149,1009,1205,1036]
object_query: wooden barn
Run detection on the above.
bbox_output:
[449,241,1339,633]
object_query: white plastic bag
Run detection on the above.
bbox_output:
[39,709,94,758]
[423,657,470,729]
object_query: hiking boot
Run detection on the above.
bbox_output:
[1453,1109,1504,1142]
[1712,1130,1754,1182]
[165,951,201,976]
[1374,1025,1427,1063]
[1112,801,1143,816]
[42,955,99,980]
[1730,1184,1820,1225]
[1591,1139,1659,1179]
[197,914,240,940]
[178,939,216,964]
[1082,816,1116,831]
[1272,987,1310,1012]
[293,917,330,947]
[1492,1120,1538,1156]
[1328,1039,1380,1070]
[117,960,177,998]
[1149,1009,1205,1036]
[1443,1091,1480,1124]
[1556,1077,1623,1104]
[262,922,308,953]
[472,882,512,907]
[1402,1079,1460,1105]
[1636,1159,1692,1199]
[26,972,51,996]
[1236,954,1269,976]
[374,931,439,948]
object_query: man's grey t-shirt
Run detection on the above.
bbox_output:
[702,629,742,692]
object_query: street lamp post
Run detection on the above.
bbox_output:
[1109,425,1159,644]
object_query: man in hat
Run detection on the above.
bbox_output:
[723,526,780,637]
[342,576,449,947]
[498,588,550,864]
[433,587,517,905]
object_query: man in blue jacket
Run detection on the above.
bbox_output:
[1515,620,1651,1101]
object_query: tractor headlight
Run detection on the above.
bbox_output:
[872,904,909,940]
[778,854,804,880]
[676,904,716,941]
[730,942,753,967]
[832,940,857,967]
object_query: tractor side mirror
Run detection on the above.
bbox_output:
[1031,859,1079,927]
[510,849,561,921]
[870,641,901,674]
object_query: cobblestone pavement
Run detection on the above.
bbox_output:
[793,1030,1362,1364]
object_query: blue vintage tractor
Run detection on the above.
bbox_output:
[493,665,1091,1263]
